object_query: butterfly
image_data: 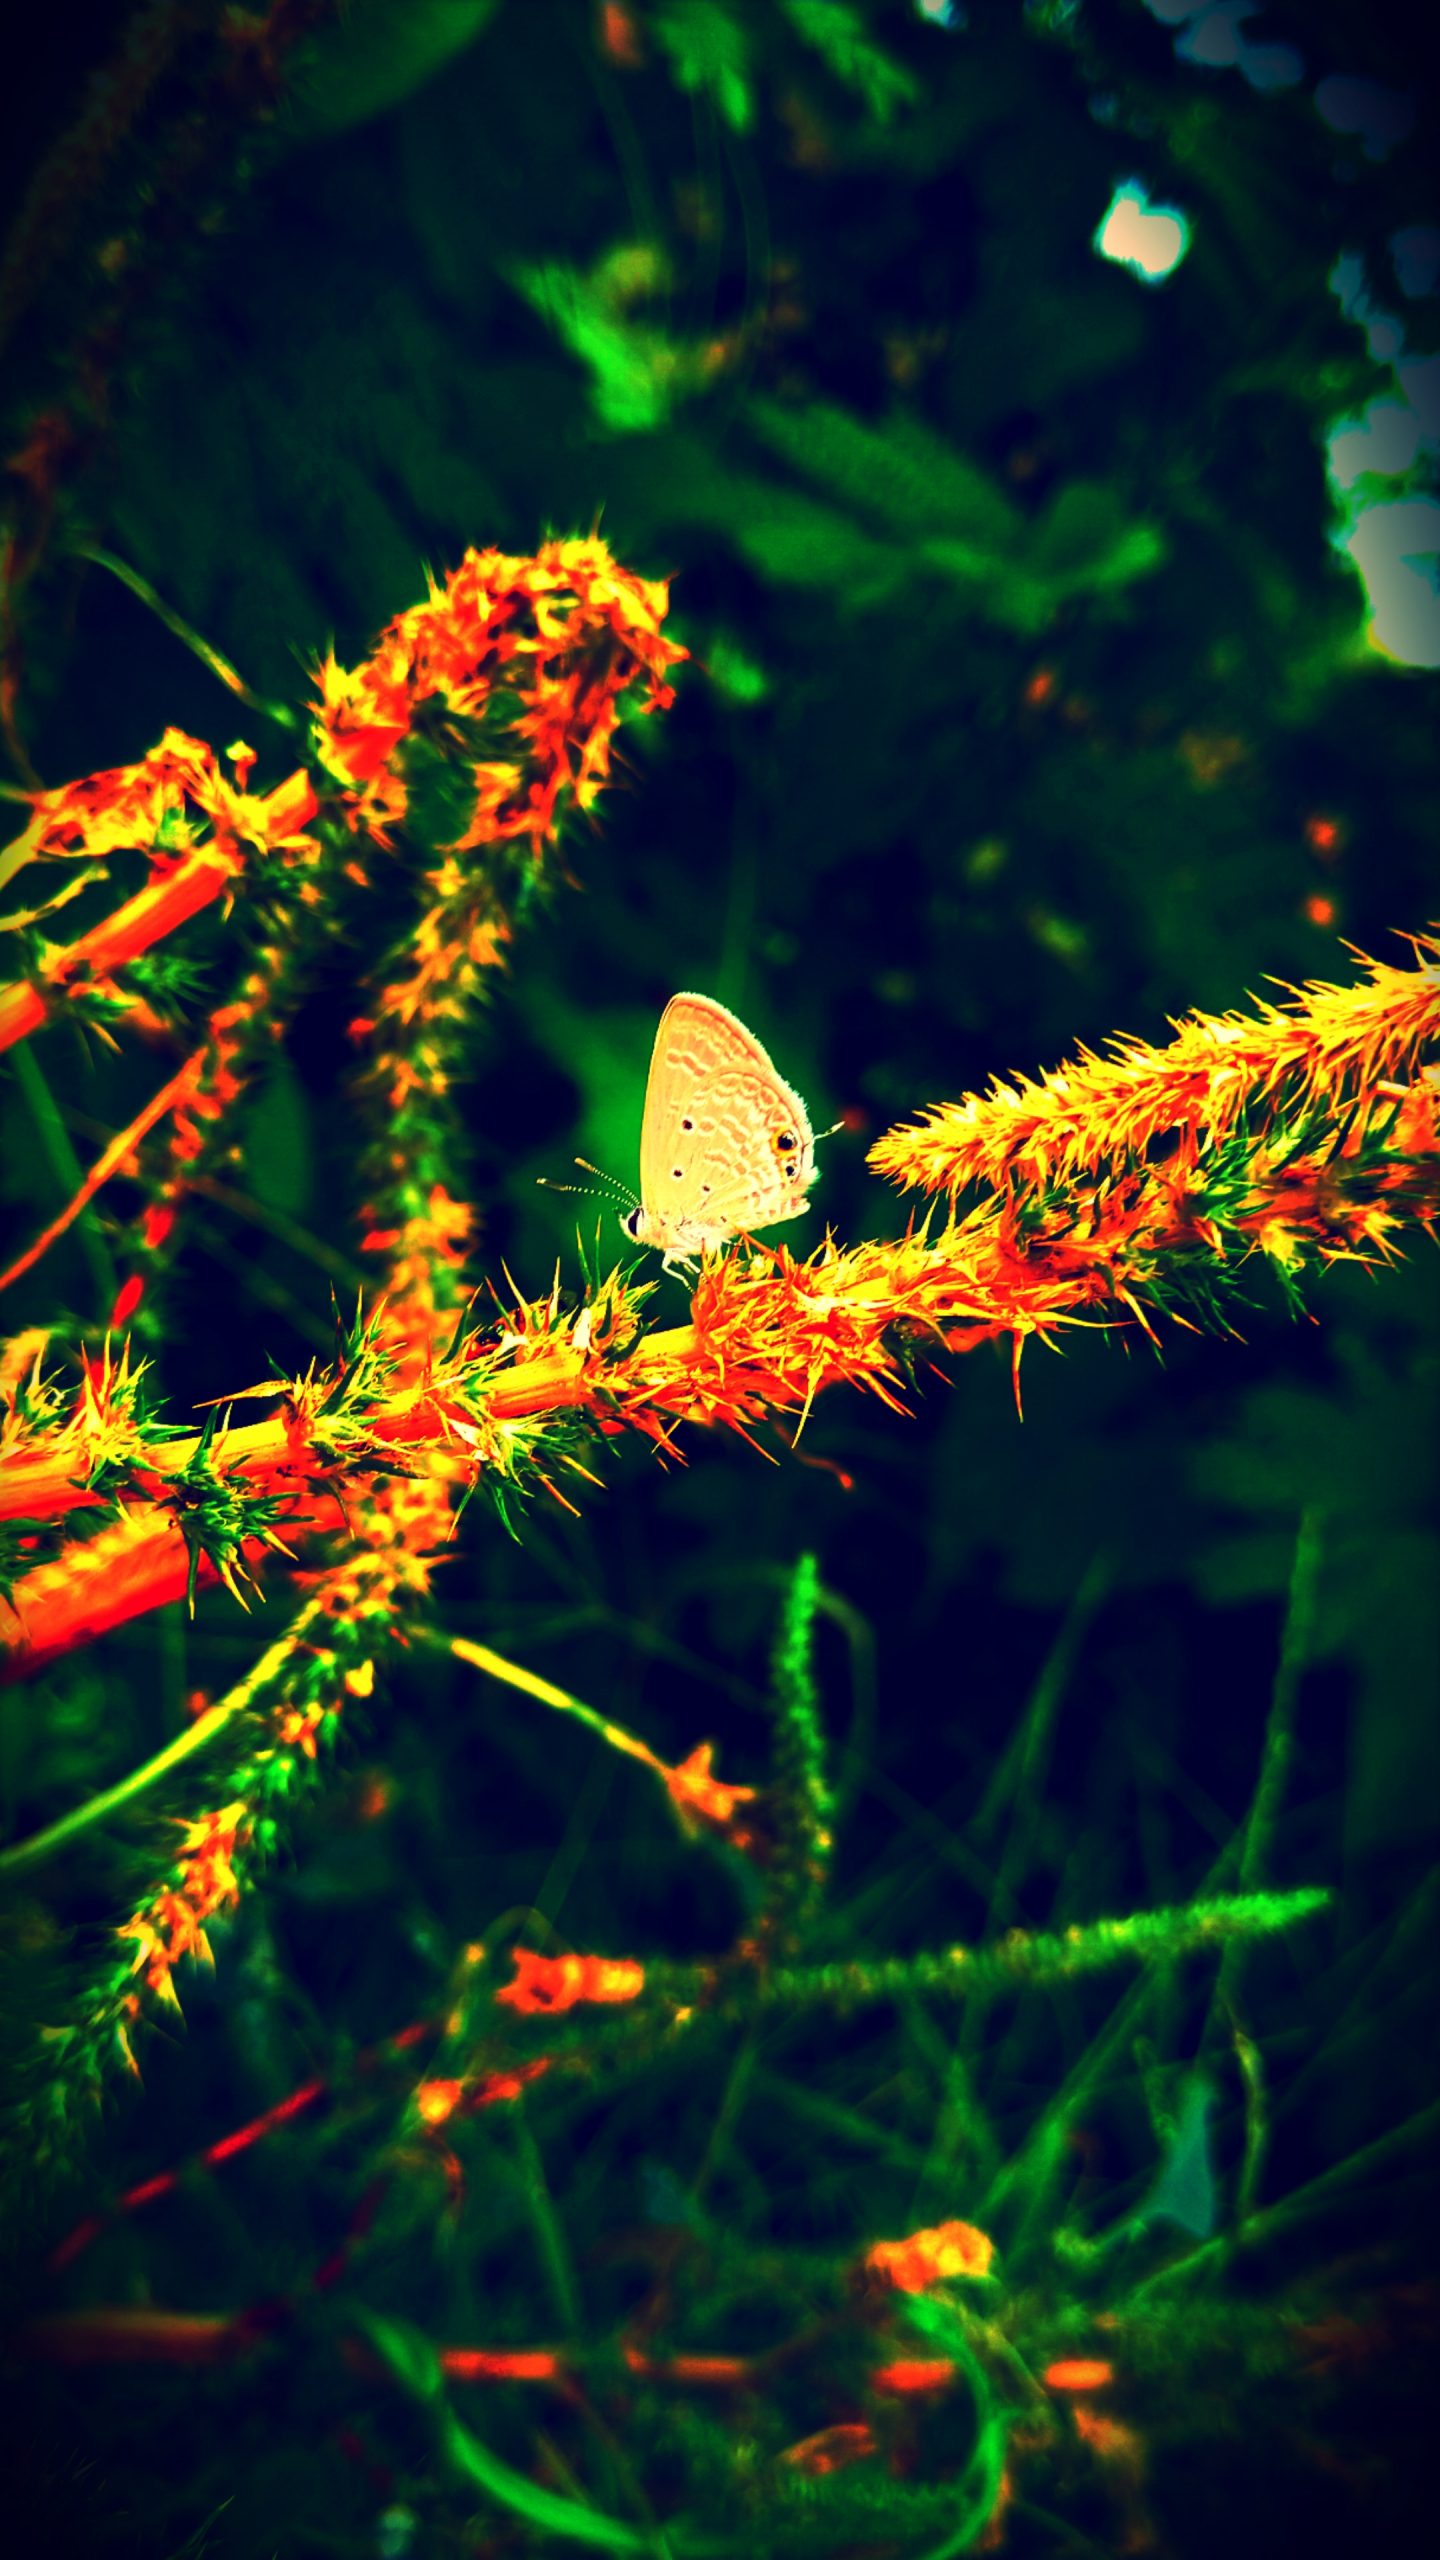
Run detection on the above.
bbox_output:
[623,992,821,1269]
[543,993,824,1273]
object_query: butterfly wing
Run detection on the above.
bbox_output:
[638,993,817,1252]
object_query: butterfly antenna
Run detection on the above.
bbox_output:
[536,1175,605,1201]
[537,1157,639,1211]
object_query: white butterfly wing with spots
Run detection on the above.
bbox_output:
[632,993,818,1262]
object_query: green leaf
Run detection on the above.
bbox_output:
[654,0,753,131]
[357,2311,655,2547]
[704,632,769,703]
[286,0,502,139]
[439,2406,655,2552]
[1029,479,1167,594]
[781,0,920,121]
[510,263,680,435]
[880,408,1029,547]
[1136,2071,1218,2239]
[748,398,1024,551]
[894,2305,1010,2560]
[740,399,1161,626]
[734,489,903,598]
[352,2306,445,2405]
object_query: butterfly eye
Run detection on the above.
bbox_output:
[775,1129,797,1155]
[623,1207,642,1237]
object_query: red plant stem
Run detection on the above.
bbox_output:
[0,1491,346,1681]
[306,2177,389,2298]
[0,1108,1429,1675]
[20,2309,958,2397]
[47,2015,441,2273]
[22,2310,242,2364]
[0,1043,210,1292]
[0,846,238,1055]
[47,2085,329,2272]
[0,977,44,1047]
[0,766,320,1056]
[442,2346,567,2383]
[3,953,1432,1678]
[0,1351,591,1531]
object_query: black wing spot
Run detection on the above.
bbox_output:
[775,1129,797,1154]
[672,1167,683,1179]
[681,1116,695,1131]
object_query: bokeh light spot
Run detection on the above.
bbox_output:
[1143,4,1303,90]
[1342,499,1440,668]
[1391,226,1440,299]
[1328,402,1421,490]
[1314,75,1415,159]
[1094,181,1191,284]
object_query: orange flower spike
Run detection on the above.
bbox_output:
[1044,2358,1114,2393]
[865,2217,996,2293]
[275,1703,325,1759]
[1,735,318,1051]
[17,729,216,867]
[600,3,645,69]
[664,1742,759,1833]
[415,2078,463,2127]
[1070,2406,1151,2551]
[172,1802,249,1912]
[871,2357,957,2395]
[1073,2407,1139,2458]
[309,536,684,847]
[115,1914,164,1983]
[871,939,1440,1201]
[109,1274,146,1330]
[780,2422,876,2476]
[443,2346,564,2385]
[495,1947,646,2014]
[474,2058,551,2106]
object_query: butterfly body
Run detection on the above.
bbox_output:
[625,992,818,1269]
